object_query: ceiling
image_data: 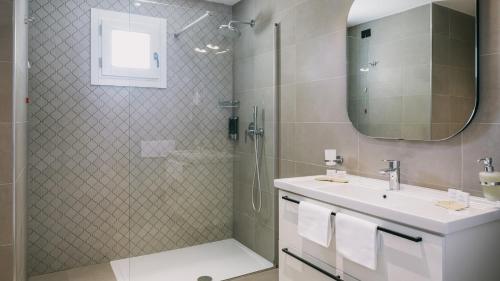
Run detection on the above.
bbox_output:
[348,0,476,27]
[205,0,241,5]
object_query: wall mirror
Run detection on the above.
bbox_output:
[346,0,477,141]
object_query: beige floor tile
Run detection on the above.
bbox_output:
[29,271,69,281]
[29,263,116,281]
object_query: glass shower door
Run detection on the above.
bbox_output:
[124,0,276,280]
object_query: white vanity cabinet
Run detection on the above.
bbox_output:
[276,176,500,281]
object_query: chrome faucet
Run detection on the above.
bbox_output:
[379,160,400,191]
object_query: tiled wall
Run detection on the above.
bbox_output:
[0,2,15,281]
[232,0,278,263]
[432,4,476,139]
[269,0,498,197]
[28,0,235,276]
[348,5,432,140]
[1,0,29,280]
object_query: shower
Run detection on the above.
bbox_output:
[246,106,264,213]
[218,19,256,38]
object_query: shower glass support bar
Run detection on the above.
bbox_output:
[174,11,212,38]
[281,196,423,242]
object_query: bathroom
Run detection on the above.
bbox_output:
[0,0,499,280]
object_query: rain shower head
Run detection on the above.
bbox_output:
[218,24,241,39]
[218,20,255,39]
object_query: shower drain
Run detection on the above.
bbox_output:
[197,276,213,281]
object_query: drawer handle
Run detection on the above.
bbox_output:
[282,248,344,281]
[282,196,423,243]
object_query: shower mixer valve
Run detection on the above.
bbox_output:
[246,122,264,138]
[245,106,264,142]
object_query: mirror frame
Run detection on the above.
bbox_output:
[345,0,479,141]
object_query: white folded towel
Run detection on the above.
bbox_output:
[298,201,334,247]
[335,213,379,270]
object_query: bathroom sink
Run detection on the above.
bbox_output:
[274,175,500,235]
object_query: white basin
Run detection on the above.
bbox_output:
[274,175,500,235]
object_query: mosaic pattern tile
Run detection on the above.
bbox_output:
[28,0,234,275]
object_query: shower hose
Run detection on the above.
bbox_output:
[251,131,262,213]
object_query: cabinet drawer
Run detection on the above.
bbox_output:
[278,190,444,281]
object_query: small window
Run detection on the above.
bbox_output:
[91,9,167,88]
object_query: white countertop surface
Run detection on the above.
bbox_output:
[275,175,500,235]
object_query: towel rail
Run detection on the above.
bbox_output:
[281,195,423,243]
[282,248,344,281]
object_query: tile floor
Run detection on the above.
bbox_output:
[228,269,278,281]
[29,265,277,281]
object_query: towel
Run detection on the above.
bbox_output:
[335,213,379,270]
[298,201,334,247]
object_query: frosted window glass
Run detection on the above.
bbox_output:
[111,30,151,69]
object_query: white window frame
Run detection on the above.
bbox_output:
[91,8,167,88]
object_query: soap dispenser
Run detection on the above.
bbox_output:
[478,158,500,202]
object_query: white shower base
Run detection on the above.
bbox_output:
[110,239,273,281]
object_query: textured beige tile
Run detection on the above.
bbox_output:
[234,213,256,250]
[399,138,462,188]
[279,45,296,86]
[0,245,13,281]
[0,62,13,123]
[275,6,296,47]
[0,0,13,62]
[0,123,12,184]
[360,133,462,188]
[15,122,27,176]
[30,271,69,281]
[296,31,346,83]
[66,263,116,281]
[279,85,296,123]
[278,160,295,178]
[475,87,500,123]
[239,182,257,217]
[14,169,27,281]
[479,0,500,55]
[254,51,274,89]
[254,222,275,262]
[480,53,500,90]
[235,57,256,92]
[293,123,358,171]
[358,136,404,180]
[294,0,350,41]
[295,78,348,123]
[255,190,275,228]
[293,162,326,177]
[0,184,12,245]
[279,123,294,160]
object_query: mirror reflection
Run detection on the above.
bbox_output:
[347,0,477,140]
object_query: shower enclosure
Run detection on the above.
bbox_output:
[27,0,278,280]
